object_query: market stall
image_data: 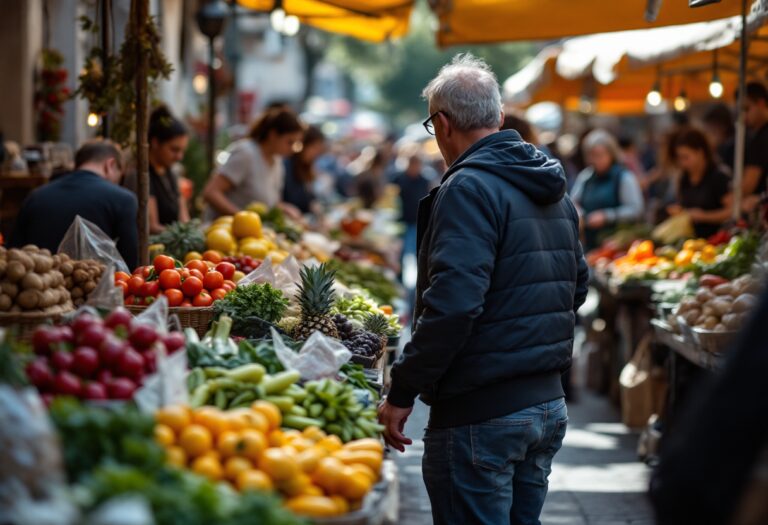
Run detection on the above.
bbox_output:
[0,200,405,524]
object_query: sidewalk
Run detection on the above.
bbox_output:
[393,392,655,524]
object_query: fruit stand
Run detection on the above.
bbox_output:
[586,228,765,440]
[0,206,405,524]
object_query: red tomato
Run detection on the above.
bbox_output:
[179,268,191,280]
[159,269,182,290]
[193,292,214,307]
[182,276,203,298]
[180,300,193,307]
[189,269,205,281]
[114,271,131,283]
[203,250,223,264]
[144,296,156,306]
[211,288,229,301]
[124,295,135,305]
[185,259,208,273]
[116,280,129,297]
[153,255,176,274]
[203,270,224,291]
[128,276,145,296]
[222,280,236,292]
[133,266,152,278]
[215,262,236,280]
[164,289,184,307]
[141,280,160,298]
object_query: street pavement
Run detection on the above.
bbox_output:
[391,392,655,524]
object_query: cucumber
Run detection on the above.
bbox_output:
[282,415,325,431]
[262,370,301,395]
[214,389,228,409]
[264,395,295,412]
[224,363,266,383]
[290,406,308,417]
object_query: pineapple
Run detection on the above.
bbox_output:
[293,264,339,340]
[363,313,390,351]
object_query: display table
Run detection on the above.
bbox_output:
[651,320,725,371]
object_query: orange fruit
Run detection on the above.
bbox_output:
[179,424,213,458]
[296,447,327,474]
[258,448,300,482]
[349,463,377,484]
[202,250,223,263]
[239,429,268,462]
[240,409,270,434]
[199,450,221,462]
[192,455,223,481]
[312,457,345,494]
[224,456,253,481]
[218,430,241,458]
[232,211,263,239]
[155,405,191,433]
[251,401,282,431]
[317,435,343,453]
[331,495,349,514]
[290,438,316,453]
[226,409,252,431]
[236,469,274,492]
[338,467,372,500]
[279,472,312,497]
[154,424,175,447]
[302,485,324,497]
[268,429,287,448]
[193,407,230,436]
[166,446,187,468]
[302,426,326,442]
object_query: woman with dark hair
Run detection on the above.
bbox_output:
[203,108,303,219]
[702,103,736,172]
[667,127,732,238]
[147,106,189,233]
[282,126,326,214]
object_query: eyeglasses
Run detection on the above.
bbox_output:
[423,110,446,135]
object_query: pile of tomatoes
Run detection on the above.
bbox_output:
[115,253,238,308]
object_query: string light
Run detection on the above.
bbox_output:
[674,90,690,112]
[193,73,208,95]
[87,112,101,128]
[709,50,724,99]
[646,82,663,107]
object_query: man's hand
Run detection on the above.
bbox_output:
[666,204,683,216]
[378,399,413,452]
[686,208,705,221]
[586,210,607,229]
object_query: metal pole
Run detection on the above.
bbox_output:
[732,0,749,221]
[101,0,112,138]
[134,0,150,267]
[207,36,216,177]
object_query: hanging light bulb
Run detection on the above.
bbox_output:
[283,15,300,36]
[674,90,690,112]
[192,73,208,95]
[87,112,101,128]
[709,73,724,99]
[270,7,286,32]
[646,81,663,107]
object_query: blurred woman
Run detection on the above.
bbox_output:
[570,129,644,250]
[355,150,388,209]
[203,109,303,219]
[146,106,190,233]
[702,103,736,172]
[282,126,326,215]
[667,127,732,238]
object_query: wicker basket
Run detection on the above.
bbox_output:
[0,310,74,342]
[692,327,736,354]
[127,305,215,337]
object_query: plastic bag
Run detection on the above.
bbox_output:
[85,263,124,311]
[58,215,129,274]
[271,327,351,380]
[239,256,302,303]
[0,385,79,525]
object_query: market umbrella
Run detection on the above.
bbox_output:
[431,0,751,46]
[237,0,413,41]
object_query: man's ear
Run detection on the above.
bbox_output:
[439,112,451,138]
[498,111,505,130]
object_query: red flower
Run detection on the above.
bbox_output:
[55,69,68,82]
[47,93,59,104]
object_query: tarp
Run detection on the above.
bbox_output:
[237,0,412,42]
[503,14,768,115]
[432,0,755,47]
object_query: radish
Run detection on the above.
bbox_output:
[72,347,100,377]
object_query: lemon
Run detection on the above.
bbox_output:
[207,228,237,254]
[232,211,263,239]
[240,239,270,259]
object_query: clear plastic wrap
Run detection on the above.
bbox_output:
[239,256,302,303]
[0,385,79,525]
[57,215,129,274]
[271,327,351,380]
[85,264,124,311]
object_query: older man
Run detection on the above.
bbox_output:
[378,54,589,525]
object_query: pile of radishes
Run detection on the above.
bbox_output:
[25,308,185,403]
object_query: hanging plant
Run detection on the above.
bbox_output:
[75,11,172,147]
[35,49,71,142]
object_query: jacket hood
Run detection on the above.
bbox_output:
[443,130,567,205]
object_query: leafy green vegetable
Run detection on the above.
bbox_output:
[326,259,401,305]
[339,362,381,401]
[694,231,761,280]
[213,283,289,336]
[0,336,28,387]
[150,219,206,261]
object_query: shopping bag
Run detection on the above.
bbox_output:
[57,215,129,274]
[619,334,667,429]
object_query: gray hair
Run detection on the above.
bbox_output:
[582,129,623,163]
[422,53,502,132]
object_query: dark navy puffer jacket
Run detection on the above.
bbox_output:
[388,130,589,428]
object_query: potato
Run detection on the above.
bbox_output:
[21,273,44,291]
[64,276,73,289]
[60,261,74,276]
[39,289,56,308]
[703,316,719,330]
[17,289,40,310]
[73,269,89,284]
[702,304,716,318]
[683,309,701,325]
[0,259,6,277]
[5,261,26,282]
[0,294,11,311]
[722,313,743,330]
[733,294,758,314]
[709,298,732,317]
[33,254,53,273]
[1,282,18,299]
[21,244,39,253]
[40,248,51,257]
[70,287,84,299]
[695,288,715,304]
[8,249,34,271]
[83,280,97,294]
[714,324,727,332]
[677,298,699,314]
[695,314,709,326]
[713,283,734,296]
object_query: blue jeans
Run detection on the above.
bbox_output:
[422,398,568,525]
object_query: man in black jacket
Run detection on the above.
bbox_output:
[11,140,138,269]
[379,54,589,525]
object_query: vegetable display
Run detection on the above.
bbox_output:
[332,294,400,337]
[0,246,74,313]
[671,274,761,333]
[326,259,400,305]
[149,219,206,262]
[213,283,289,337]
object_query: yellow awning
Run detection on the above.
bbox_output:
[237,0,412,42]
[432,0,749,46]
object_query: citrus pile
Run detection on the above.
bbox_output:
[155,402,384,518]
[116,254,239,308]
[205,211,290,264]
